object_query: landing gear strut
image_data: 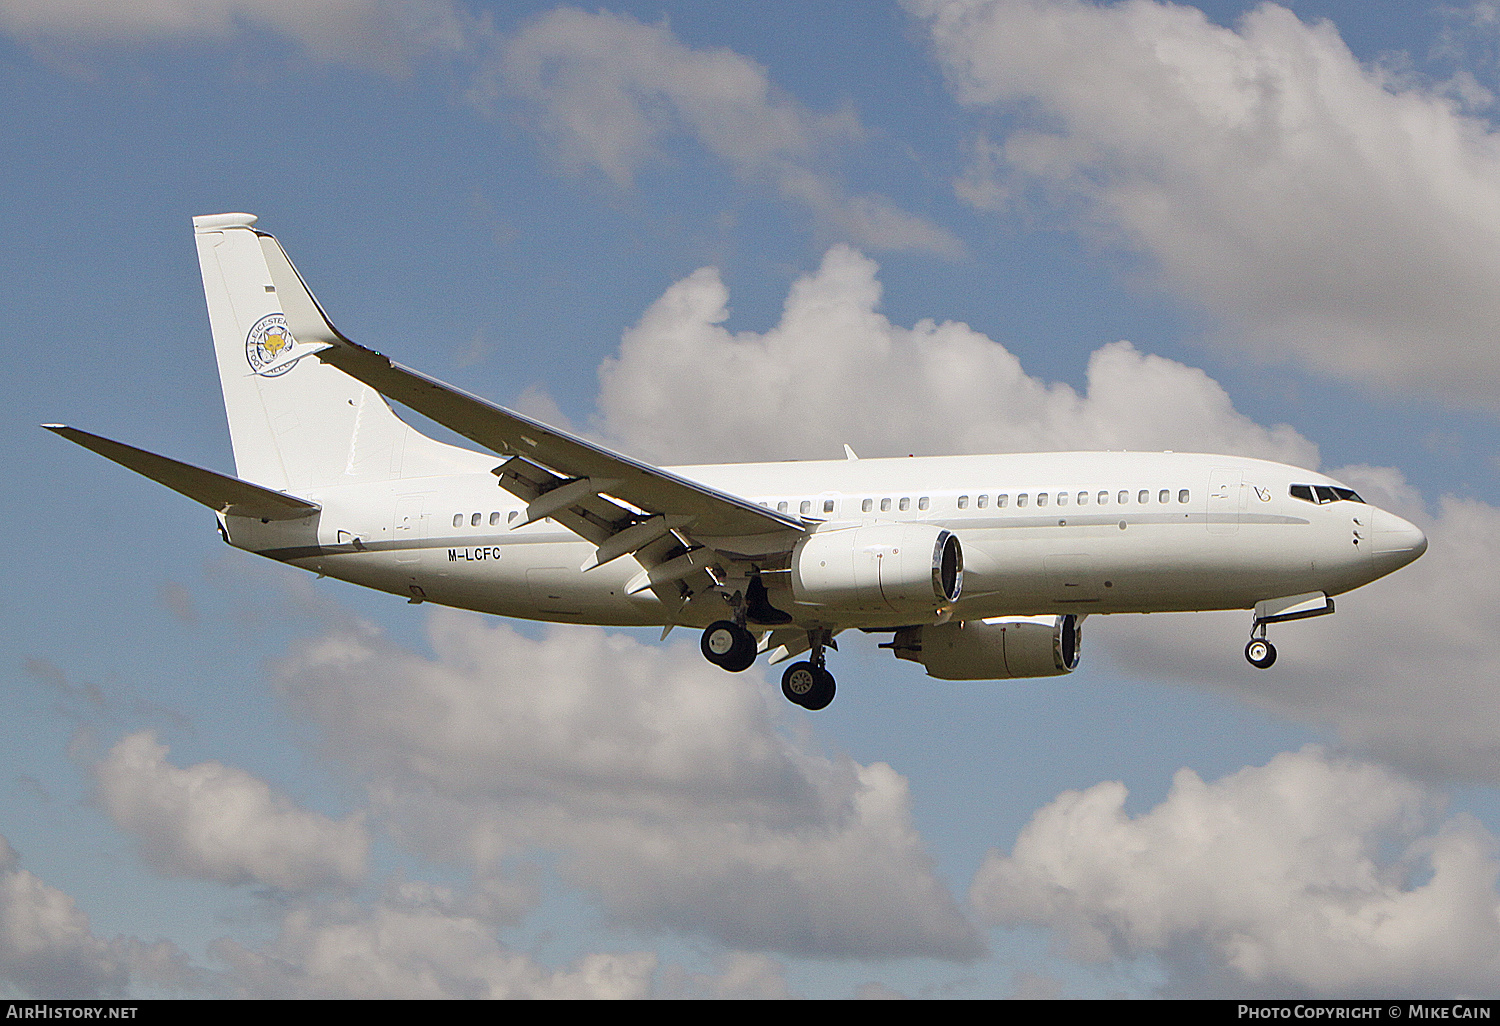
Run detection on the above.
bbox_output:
[781,629,836,710]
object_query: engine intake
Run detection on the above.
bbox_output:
[886,615,1082,680]
[791,524,961,616]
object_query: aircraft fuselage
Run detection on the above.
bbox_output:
[228,449,1423,630]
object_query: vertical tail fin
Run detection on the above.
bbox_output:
[193,213,468,491]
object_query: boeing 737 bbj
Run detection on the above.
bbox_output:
[46,214,1428,709]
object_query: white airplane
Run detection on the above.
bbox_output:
[46,214,1428,709]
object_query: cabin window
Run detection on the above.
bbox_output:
[978,494,988,509]
[1179,489,1190,503]
[1098,490,1109,505]
[1056,491,1068,507]
[1017,494,1028,507]
[1159,489,1170,504]
[1037,492,1049,507]
[1077,491,1088,505]
[899,497,911,511]
[823,499,835,513]
[507,510,518,524]
[1119,490,1130,504]
[1138,490,1149,504]
[800,500,812,515]
[996,494,1008,508]
[452,513,463,528]
[777,501,788,513]
[862,498,873,513]
[918,496,930,511]
[489,512,501,526]
[957,495,969,509]
[471,512,482,527]
[881,497,892,512]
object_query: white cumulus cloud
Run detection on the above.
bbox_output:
[597,243,1318,467]
[970,746,1500,996]
[0,835,196,997]
[210,902,657,999]
[910,0,1500,407]
[274,611,982,960]
[486,7,962,256]
[95,731,369,892]
[0,0,468,69]
[0,835,126,997]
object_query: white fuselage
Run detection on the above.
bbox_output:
[224,450,1425,630]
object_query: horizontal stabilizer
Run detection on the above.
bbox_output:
[43,425,320,521]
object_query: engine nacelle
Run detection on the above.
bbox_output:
[886,615,1082,680]
[790,524,962,617]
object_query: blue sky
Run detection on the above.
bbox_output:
[3,0,1500,998]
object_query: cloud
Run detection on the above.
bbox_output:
[0,835,197,997]
[969,747,1500,996]
[485,7,963,256]
[210,901,657,998]
[0,835,127,997]
[597,243,1318,466]
[657,951,797,1000]
[0,3,959,256]
[0,0,468,71]
[909,0,1500,407]
[274,611,982,960]
[95,731,369,891]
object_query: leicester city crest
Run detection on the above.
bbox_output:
[245,312,301,377]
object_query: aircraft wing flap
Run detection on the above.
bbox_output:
[494,456,637,545]
[44,425,320,521]
[495,455,721,595]
[315,337,806,542]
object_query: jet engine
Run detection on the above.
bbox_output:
[790,524,962,617]
[885,615,1082,680]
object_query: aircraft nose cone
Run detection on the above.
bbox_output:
[1371,509,1427,567]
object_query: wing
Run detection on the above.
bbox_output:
[43,425,320,521]
[310,335,807,605]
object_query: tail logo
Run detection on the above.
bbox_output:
[245,312,302,377]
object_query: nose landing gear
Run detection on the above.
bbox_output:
[1243,593,1335,669]
[1245,631,1277,669]
[1245,615,1278,669]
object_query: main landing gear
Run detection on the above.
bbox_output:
[780,629,836,711]
[698,591,838,709]
[701,620,758,673]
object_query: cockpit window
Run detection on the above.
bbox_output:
[1291,483,1365,504]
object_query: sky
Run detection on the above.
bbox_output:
[2,0,1500,1000]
